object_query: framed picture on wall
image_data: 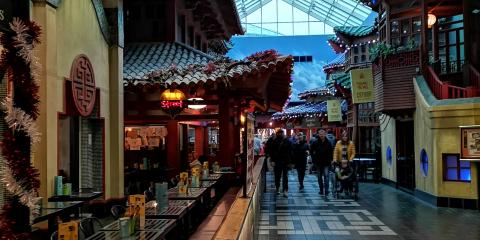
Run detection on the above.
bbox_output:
[461,127,480,160]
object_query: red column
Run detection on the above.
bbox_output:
[218,98,236,167]
[195,127,204,157]
[203,127,209,157]
[167,120,180,176]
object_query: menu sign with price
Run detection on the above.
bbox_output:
[461,127,480,160]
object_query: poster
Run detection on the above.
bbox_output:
[58,221,79,240]
[327,100,342,122]
[128,195,145,217]
[461,128,480,160]
[350,67,374,104]
[178,172,188,194]
[246,114,255,194]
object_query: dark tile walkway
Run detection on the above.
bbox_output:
[255,170,480,240]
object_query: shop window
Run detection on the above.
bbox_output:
[386,146,392,167]
[437,14,464,74]
[361,55,366,62]
[188,26,194,47]
[178,14,186,43]
[391,17,421,47]
[443,154,471,182]
[420,149,428,176]
[354,56,359,63]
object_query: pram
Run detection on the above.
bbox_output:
[329,161,359,200]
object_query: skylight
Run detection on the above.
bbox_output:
[235,0,372,36]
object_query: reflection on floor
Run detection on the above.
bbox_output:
[256,170,480,240]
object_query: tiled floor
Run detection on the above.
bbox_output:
[255,170,480,240]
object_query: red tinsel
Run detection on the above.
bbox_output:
[0,19,42,240]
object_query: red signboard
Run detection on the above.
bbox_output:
[70,54,96,116]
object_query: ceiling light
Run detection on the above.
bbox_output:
[187,98,206,110]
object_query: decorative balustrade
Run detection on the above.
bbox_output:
[425,66,479,99]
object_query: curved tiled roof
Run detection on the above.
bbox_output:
[124,42,214,81]
[327,73,351,89]
[123,43,293,89]
[333,26,376,37]
[323,53,346,71]
[271,100,348,120]
[298,87,332,100]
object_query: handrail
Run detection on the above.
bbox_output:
[425,66,474,99]
[469,64,480,89]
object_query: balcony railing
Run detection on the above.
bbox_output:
[469,64,480,89]
[425,66,479,99]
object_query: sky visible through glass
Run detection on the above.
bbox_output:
[235,0,371,36]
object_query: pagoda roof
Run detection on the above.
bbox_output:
[271,100,348,120]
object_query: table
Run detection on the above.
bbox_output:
[145,206,188,219]
[168,187,207,201]
[87,230,169,240]
[102,219,176,232]
[353,158,378,181]
[48,191,102,202]
[33,201,84,234]
[200,173,222,181]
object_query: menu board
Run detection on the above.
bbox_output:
[125,126,167,150]
[461,128,480,160]
[246,114,255,194]
[58,221,79,240]
[128,195,145,217]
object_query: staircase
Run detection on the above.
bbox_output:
[424,64,480,100]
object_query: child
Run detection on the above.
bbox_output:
[336,159,355,195]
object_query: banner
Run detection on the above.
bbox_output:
[327,100,342,122]
[350,68,374,104]
[461,127,480,160]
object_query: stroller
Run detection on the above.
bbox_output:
[330,160,359,200]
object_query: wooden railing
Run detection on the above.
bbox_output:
[425,66,479,99]
[469,65,480,89]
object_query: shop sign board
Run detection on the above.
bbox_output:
[327,100,342,122]
[351,67,374,104]
[461,127,480,160]
[305,117,316,127]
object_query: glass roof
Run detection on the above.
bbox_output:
[235,0,372,36]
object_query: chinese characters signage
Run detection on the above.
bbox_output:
[350,68,374,104]
[327,100,342,122]
[461,127,480,160]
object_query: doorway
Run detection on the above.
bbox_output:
[396,120,415,192]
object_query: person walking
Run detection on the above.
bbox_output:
[270,129,292,197]
[333,131,356,163]
[293,133,309,190]
[310,129,333,196]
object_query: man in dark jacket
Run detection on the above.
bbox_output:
[270,129,292,197]
[310,129,333,196]
[293,133,309,190]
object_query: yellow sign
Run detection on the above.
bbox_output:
[128,195,145,217]
[350,68,374,104]
[58,221,79,240]
[327,100,342,122]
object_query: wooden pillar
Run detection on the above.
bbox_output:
[218,98,235,167]
[165,0,176,42]
[195,127,204,157]
[203,127,209,157]
[166,120,180,176]
[421,0,429,72]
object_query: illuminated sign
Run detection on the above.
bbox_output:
[160,100,184,109]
